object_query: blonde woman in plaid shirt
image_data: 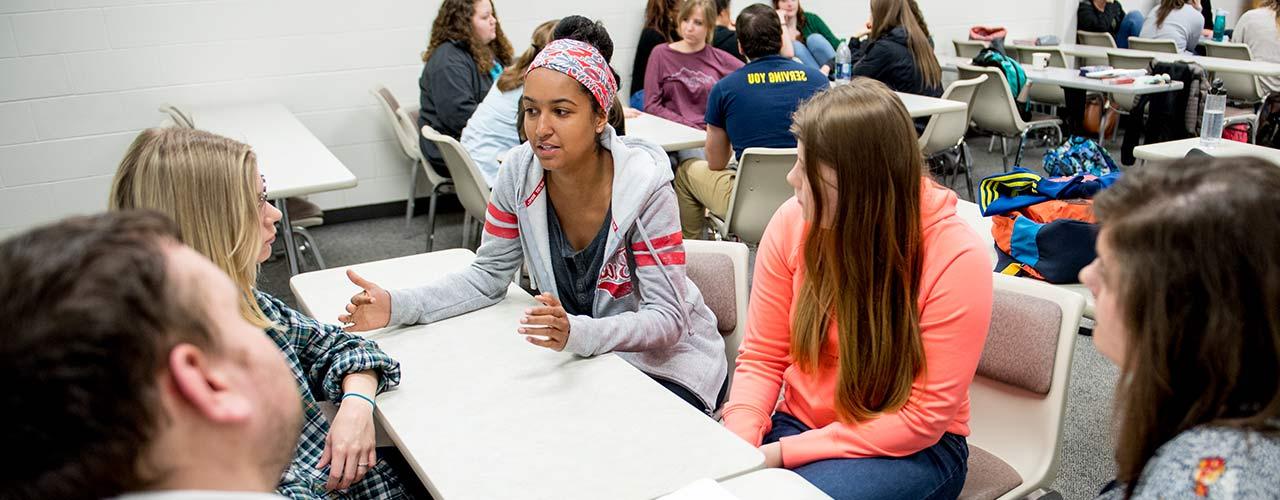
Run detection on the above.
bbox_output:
[108,127,407,499]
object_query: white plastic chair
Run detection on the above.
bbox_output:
[158,103,194,128]
[920,75,986,199]
[1016,47,1068,109]
[420,124,492,250]
[954,39,988,58]
[1126,36,1178,54]
[683,239,749,396]
[958,273,1083,500]
[958,64,1063,169]
[1076,30,1117,67]
[371,86,456,237]
[708,148,797,245]
[1201,40,1263,141]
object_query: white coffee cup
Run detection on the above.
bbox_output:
[1032,52,1050,70]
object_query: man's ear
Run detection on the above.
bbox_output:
[168,344,252,424]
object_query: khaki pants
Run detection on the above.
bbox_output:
[674,158,736,239]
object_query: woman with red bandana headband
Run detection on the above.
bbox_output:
[343,39,729,415]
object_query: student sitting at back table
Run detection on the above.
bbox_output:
[110,128,408,499]
[632,0,681,110]
[341,40,729,415]
[0,211,303,500]
[420,0,512,177]
[775,0,841,73]
[1078,0,1127,38]
[674,3,827,239]
[850,0,942,99]
[713,0,746,62]
[644,0,745,129]
[1233,0,1280,94]
[462,19,559,186]
[1082,157,1280,499]
[1139,0,1205,55]
[722,79,992,500]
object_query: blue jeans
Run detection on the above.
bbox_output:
[792,33,837,69]
[1116,10,1144,48]
[764,412,970,500]
[629,90,645,111]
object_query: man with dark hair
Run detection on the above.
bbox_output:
[712,0,746,62]
[674,3,827,239]
[0,211,302,500]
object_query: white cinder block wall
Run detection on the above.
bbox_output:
[1,0,1081,238]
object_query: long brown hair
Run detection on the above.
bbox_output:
[1094,157,1280,498]
[870,0,941,89]
[422,0,514,73]
[1260,0,1280,29]
[908,0,932,39]
[1156,0,1195,27]
[788,79,925,423]
[644,0,680,41]
[496,19,558,92]
[771,0,810,34]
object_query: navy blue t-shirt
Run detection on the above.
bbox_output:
[704,55,829,159]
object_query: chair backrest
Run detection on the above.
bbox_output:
[682,239,750,388]
[1107,51,1155,70]
[966,273,1083,498]
[954,39,988,58]
[1014,47,1067,68]
[370,85,423,162]
[1202,41,1265,103]
[957,64,1025,136]
[920,75,986,156]
[722,147,797,245]
[420,121,489,222]
[1126,36,1178,54]
[158,103,194,128]
[1076,30,1117,48]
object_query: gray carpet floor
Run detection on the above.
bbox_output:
[258,131,1120,499]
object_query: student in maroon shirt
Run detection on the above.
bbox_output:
[643,0,744,129]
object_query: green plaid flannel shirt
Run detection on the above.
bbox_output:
[254,291,407,499]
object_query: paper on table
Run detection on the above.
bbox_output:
[658,478,741,500]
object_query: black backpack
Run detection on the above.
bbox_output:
[1256,93,1280,149]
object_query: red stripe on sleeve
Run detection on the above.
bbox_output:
[486,203,518,224]
[630,231,683,251]
[484,221,519,239]
[634,251,686,267]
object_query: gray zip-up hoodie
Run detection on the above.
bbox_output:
[387,126,727,409]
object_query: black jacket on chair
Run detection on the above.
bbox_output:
[419,39,494,177]
[850,26,942,98]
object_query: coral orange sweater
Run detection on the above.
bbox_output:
[722,179,993,468]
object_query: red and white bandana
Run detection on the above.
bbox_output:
[526,38,617,113]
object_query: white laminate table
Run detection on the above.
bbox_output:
[1133,137,1280,165]
[191,103,357,275]
[895,91,967,118]
[289,250,763,500]
[719,469,833,500]
[939,55,1185,95]
[624,112,707,152]
[1017,43,1280,77]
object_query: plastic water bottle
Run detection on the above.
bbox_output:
[1200,79,1227,148]
[834,41,852,84]
[1213,10,1227,42]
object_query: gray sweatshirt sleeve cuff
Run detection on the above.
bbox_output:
[387,287,425,326]
[563,315,598,356]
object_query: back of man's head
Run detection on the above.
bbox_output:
[553,15,615,63]
[0,211,298,500]
[736,3,783,60]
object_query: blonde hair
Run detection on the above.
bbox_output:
[678,0,718,45]
[109,127,273,329]
[788,79,925,423]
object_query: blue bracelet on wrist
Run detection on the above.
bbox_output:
[341,392,376,409]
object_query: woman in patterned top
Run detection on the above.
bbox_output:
[108,127,406,499]
[1082,156,1280,499]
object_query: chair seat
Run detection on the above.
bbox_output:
[292,216,323,228]
[286,197,324,220]
[1224,106,1258,126]
[1026,112,1063,126]
[958,444,1023,500]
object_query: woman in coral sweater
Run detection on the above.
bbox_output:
[721,78,993,500]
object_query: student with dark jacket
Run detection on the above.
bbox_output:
[631,0,681,109]
[1078,0,1127,36]
[419,0,512,176]
[850,0,942,97]
[713,0,745,62]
